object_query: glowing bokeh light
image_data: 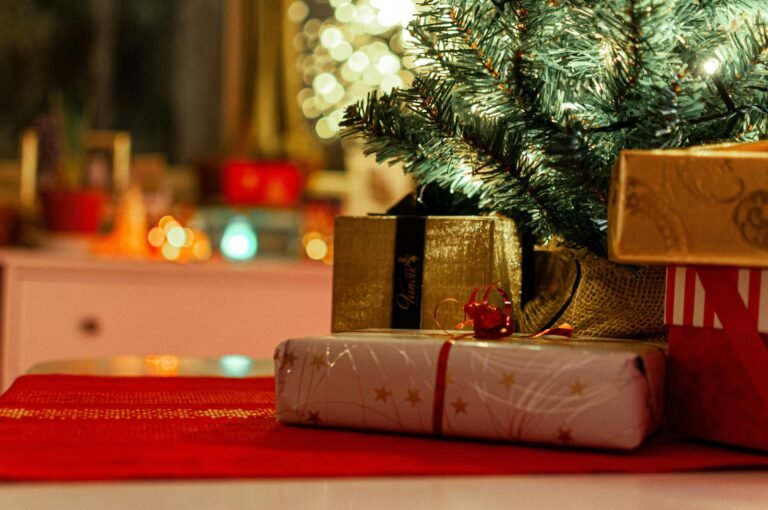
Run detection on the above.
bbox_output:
[193,236,213,261]
[313,73,338,94]
[147,227,165,248]
[377,54,400,75]
[322,83,345,104]
[144,355,180,375]
[355,5,375,24]
[161,243,180,261]
[219,355,254,377]
[158,215,175,230]
[149,216,211,263]
[162,219,181,235]
[220,217,258,261]
[381,74,404,93]
[703,58,721,75]
[330,41,353,61]
[166,226,187,248]
[348,51,369,72]
[293,0,418,139]
[320,26,344,49]
[335,3,355,23]
[315,117,336,139]
[183,228,195,248]
[305,238,329,260]
[287,0,309,23]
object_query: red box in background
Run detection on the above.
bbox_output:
[666,266,768,452]
[222,160,303,207]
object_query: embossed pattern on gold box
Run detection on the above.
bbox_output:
[332,216,521,332]
[609,147,768,268]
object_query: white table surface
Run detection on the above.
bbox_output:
[2,473,768,510]
[1,358,766,510]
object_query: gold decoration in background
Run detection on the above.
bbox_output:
[19,130,38,212]
[221,0,321,167]
[91,185,148,258]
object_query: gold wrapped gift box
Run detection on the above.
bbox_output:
[609,142,768,267]
[332,215,521,332]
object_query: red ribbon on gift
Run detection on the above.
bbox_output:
[431,325,574,436]
[695,267,768,408]
[431,283,574,435]
[432,339,455,436]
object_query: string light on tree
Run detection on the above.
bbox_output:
[702,58,721,75]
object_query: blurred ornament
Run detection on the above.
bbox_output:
[222,160,303,207]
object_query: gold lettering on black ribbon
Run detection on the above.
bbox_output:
[391,217,426,328]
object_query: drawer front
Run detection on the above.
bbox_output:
[9,266,331,384]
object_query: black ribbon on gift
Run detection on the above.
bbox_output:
[404,185,537,306]
[379,191,436,329]
[378,185,535,328]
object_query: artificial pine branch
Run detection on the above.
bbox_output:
[342,0,768,256]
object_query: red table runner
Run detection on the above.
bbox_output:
[0,375,766,481]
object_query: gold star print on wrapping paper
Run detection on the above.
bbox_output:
[307,410,322,425]
[557,426,574,445]
[499,372,516,390]
[310,354,327,369]
[569,378,586,396]
[280,350,298,369]
[374,385,392,402]
[451,397,469,415]
[405,389,422,407]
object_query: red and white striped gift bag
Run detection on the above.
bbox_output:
[665,267,768,333]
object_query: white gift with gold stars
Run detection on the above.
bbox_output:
[274,331,665,450]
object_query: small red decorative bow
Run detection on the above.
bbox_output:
[435,283,514,340]
[435,283,575,340]
[462,284,514,339]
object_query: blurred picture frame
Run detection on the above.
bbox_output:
[18,129,131,210]
[83,131,131,194]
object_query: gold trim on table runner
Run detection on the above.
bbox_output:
[0,408,275,420]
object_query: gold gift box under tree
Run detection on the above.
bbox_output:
[332,215,521,332]
[609,141,768,267]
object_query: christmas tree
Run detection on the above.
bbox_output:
[342,0,768,256]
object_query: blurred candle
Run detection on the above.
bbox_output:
[20,130,38,211]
